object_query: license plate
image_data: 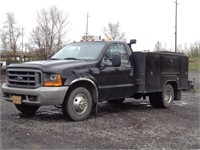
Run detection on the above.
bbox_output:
[12,95,22,104]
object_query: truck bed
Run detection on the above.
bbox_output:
[131,51,188,93]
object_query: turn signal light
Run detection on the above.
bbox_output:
[43,74,62,87]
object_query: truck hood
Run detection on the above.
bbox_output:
[7,60,96,72]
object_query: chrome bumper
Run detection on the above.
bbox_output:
[1,83,68,106]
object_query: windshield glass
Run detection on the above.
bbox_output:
[51,42,106,60]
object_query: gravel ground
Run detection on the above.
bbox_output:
[0,72,199,149]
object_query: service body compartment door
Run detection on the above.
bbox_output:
[146,53,161,92]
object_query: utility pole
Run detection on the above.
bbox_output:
[175,0,178,52]
[85,12,89,39]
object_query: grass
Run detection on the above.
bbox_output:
[189,57,200,72]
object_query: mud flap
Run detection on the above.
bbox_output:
[92,102,98,115]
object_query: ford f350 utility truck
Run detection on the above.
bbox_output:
[2,40,189,121]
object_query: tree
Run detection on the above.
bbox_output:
[29,6,69,60]
[103,22,126,41]
[1,12,21,60]
[1,31,8,50]
[154,41,165,51]
[189,41,200,57]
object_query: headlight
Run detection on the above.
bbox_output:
[43,74,62,87]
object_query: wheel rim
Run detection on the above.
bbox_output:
[164,89,173,104]
[73,94,88,115]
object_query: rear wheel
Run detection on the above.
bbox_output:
[62,87,92,121]
[107,98,125,104]
[149,84,174,108]
[162,84,174,108]
[15,104,39,115]
[149,93,160,108]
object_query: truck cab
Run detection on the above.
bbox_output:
[2,40,189,121]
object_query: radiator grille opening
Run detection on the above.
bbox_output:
[7,69,42,88]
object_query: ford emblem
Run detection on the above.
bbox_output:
[16,76,23,81]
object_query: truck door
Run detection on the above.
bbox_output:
[96,43,135,101]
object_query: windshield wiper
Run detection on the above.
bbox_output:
[50,58,60,60]
[64,57,80,60]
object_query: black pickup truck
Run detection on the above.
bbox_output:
[2,40,189,121]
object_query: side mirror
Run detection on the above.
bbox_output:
[100,53,121,69]
[130,39,136,45]
[111,54,121,67]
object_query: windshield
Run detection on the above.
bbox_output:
[51,42,106,60]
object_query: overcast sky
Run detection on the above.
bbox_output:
[0,0,199,51]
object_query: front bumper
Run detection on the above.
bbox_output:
[1,83,69,106]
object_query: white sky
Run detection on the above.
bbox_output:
[0,0,200,51]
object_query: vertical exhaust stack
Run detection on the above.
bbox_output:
[128,39,137,50]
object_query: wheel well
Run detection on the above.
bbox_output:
[65,81,98,104]
[166,81,178,91]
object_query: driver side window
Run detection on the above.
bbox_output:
[104,43,129,66]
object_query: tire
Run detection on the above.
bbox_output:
[62,87,92,121]
[107,98,125,104]
[162,84,174,108]
[149,93,161,108]
[133,94,142,100]
[15,104,39,115]
[149,84,174,108]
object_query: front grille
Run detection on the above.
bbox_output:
[7,69,42,88]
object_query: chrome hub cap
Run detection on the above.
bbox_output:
[164,89,172,104]
[73,94,88,115]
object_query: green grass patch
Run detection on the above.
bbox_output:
[189,57,200,72]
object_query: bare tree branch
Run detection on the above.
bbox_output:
[1,12,21,60]
[29,6,69,60]
[103,22,126,41]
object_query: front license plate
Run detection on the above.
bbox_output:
[12,95,22,104]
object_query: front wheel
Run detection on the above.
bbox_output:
[15,104,40,115]
[62,87,92,121]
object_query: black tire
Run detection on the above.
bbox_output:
[107,98,125,104]
[62,87,92,121]
[162,84,174,108]
[149,84,174,108]
[149,93,161,108]
[133,94,142,100]
[15,104,39,115]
